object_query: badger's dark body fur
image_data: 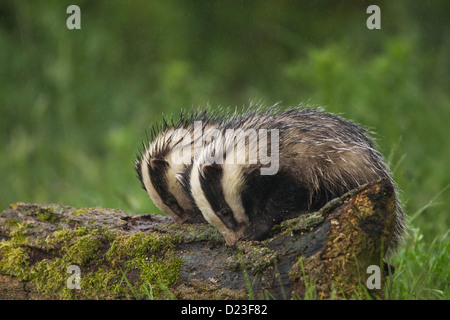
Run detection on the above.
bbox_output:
[189,106,406,253]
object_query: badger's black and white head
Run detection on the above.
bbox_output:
[190,162,250,245]
[136,111,223,224]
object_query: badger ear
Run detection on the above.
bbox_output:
[151,158,169,168]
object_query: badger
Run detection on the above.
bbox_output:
[135,109,225,224]
[189,106,406,253]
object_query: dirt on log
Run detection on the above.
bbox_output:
[0,179,396,300]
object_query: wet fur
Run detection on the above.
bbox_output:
[190,106,406,253]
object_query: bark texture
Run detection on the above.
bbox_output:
[0,179,396,300]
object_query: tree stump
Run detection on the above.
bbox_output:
[0,179,396,300]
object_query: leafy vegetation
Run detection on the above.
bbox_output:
[0,0,448,299]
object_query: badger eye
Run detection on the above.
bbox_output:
[218,208,232,217]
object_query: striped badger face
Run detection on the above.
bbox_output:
[136,126,206,224]
[190,161,310,245]
[190,162,250,245]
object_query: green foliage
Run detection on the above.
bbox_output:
[0,0,448,299]
[387,216,450,299]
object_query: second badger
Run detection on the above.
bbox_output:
[135,110,223,224]
[188,107,406,253]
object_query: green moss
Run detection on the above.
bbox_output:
[3,220,30,245]
[36,206,59,223]
[125,251,182,298]
[43,227,105,266]
[0,245,30,281]
[82,267,127,299]
[0,218,31,280]
[106,232,175,262]
[72,207,106,216]
[72,208,90,216]
[0,225,182,299]
[164,222,223,244]
[106,232,183,298]
[31,257,75,299]
[279,209,328,236]
[226,242,278,275]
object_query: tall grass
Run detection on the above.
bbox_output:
[387,185,450,300]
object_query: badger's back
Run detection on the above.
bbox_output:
[190,107,406,252]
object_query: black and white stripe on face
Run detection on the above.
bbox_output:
[136,145,192,224]
[198,164,243,233]
[189,162,250,245]
[147,157,207,224]
[147,159,185,219]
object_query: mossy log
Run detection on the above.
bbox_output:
[0,179,396,300]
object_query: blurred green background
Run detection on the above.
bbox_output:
[0,1,449,296]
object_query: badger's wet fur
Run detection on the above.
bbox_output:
[135,110,224,224]
[189,106,406,253]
